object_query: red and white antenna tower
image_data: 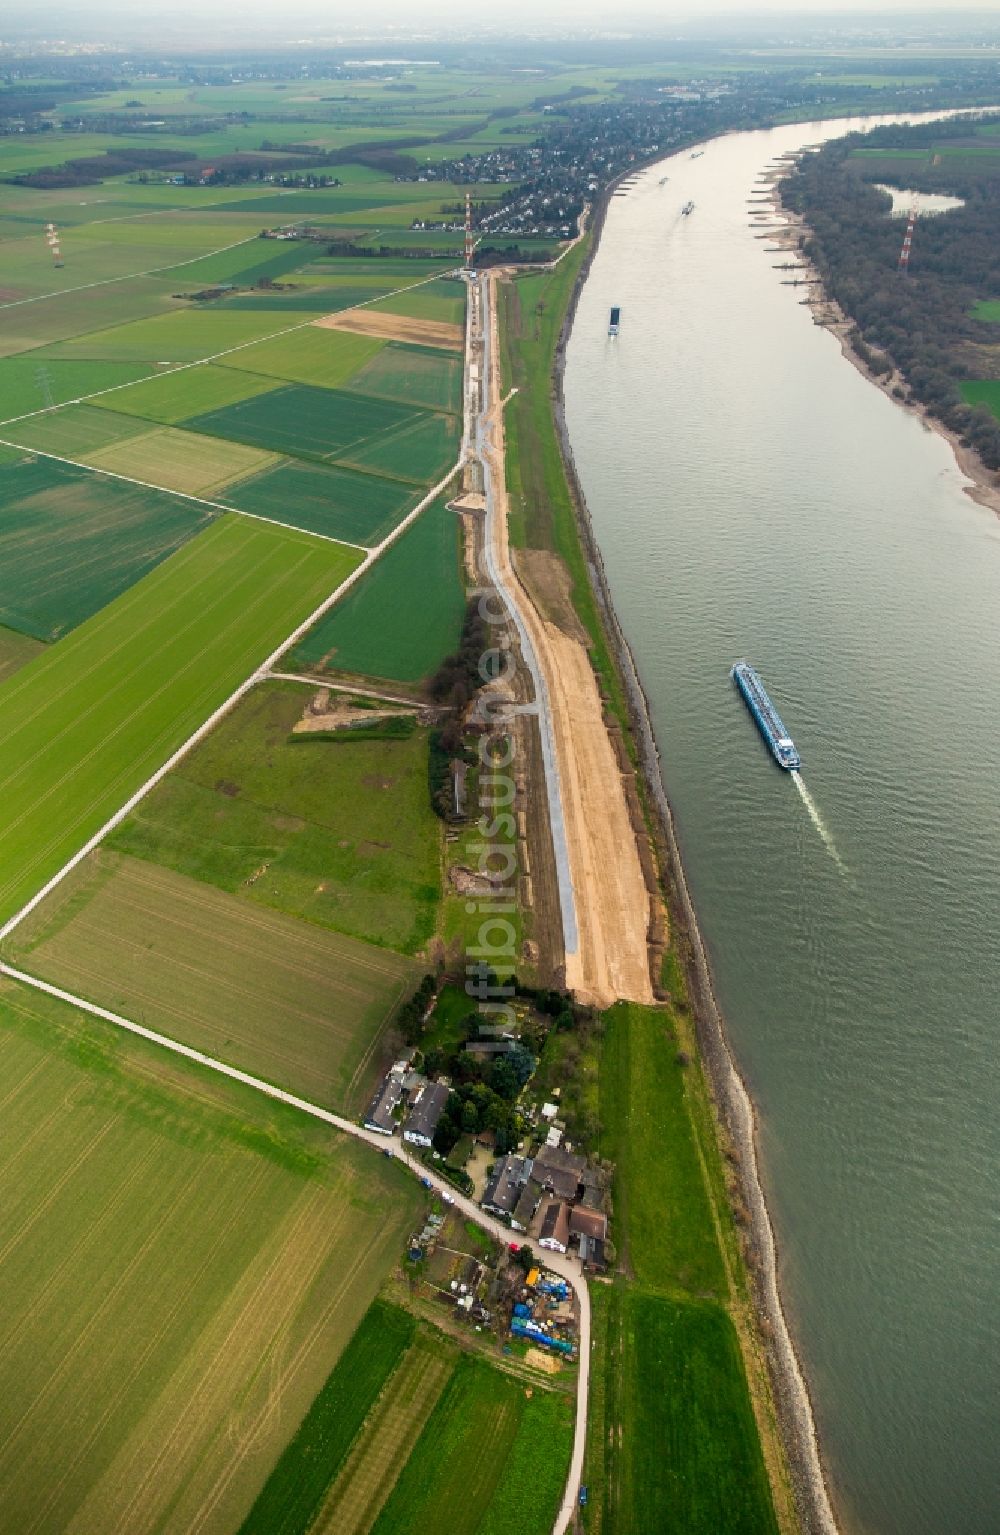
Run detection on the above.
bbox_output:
[464,191,474,272]
[45,222,63,269]
[897,207,917,275]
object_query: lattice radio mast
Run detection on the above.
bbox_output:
[464,191,475,273]
[897,207,917,275]
[45,222,64,269]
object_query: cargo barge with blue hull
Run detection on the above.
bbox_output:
[731,660,801,770]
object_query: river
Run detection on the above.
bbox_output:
[563,118,1000,1535]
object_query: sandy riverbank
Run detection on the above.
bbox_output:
[550,155,841,1535]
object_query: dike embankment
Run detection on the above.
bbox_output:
[548,161,841,1535]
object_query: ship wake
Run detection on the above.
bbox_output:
[791,771,847,874]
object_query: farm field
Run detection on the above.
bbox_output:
[238,1300,418,1535]
[82,425,279,497]
[370,1355,572,1535]
[2,403,149,457]
[219,327,385,389]
[186,382,420,461]
[311,1328,455,1535]
[344,342,464,413]
[0,278,188,358]
[0,359,154,423]
[292,494,466,683]
[0,514,361,923]
[46,307,300,364]
[92,363,280,424]
[10,851,418,1109]
[342,410,461,484]
[585,1286,778,1535]
[0,456,216,642]
[225,458,421,546]
[107,681,444,956]
[0,977,420,1535]
[373,278,467,326]
[0,626,44,683]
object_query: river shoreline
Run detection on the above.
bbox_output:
[550,153,840,1535]
[767,165,1000,522]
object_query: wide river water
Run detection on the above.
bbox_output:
[564,118,1000,1535]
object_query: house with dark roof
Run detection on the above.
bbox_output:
[531,1143,585,1203]
[511,1179,541,1233]
[538,1200,570,1253]
[403,1081,450,1148]
[569,1206,608,1244]
[482,1153,532,1219]
[362,1062,408,1136]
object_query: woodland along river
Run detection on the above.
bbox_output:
[564,117,1000,1535]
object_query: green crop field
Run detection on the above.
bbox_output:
[82,425,279,497]
[311,1328,455,1535]
[586,1287,778,1535]
[0,359,154,424]
[0,456,216,642]
[475,1386,574,1535]
[374,278,467,326]
[220,283,395,312]
[226,458,419,546]
[971,301,1000,322]
[370,1356,570,1535]
[0,278,187,359]
[0,977,420,1535]
[0,514,361,922]
[292,494,465,683]
[11,850,417,1108]
[0,625,44,683]
[48,308,299,364]
[3,403,148,457]
[342,410,461,484]
[599,1002,727,1297]
[220,327,385,389]
[186,383,420,461]
[345,343,463,414]
[107,681,444,956]
[92,363,279,424]
[239,1300,418,1535]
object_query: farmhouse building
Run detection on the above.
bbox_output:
[482,1154,532,1219]
[538,1200,571,1254]
[403,1081,449,1148]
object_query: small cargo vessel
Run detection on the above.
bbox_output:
[681,200,695,215]
[731,660,801,770]
[608,305,621,336]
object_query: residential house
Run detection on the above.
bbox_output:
[482,1153,532,1219]
[403,1081,450,1148]
[362,1061,409,1136]
[569,1206,608,1244]
[531,1143,585,1203]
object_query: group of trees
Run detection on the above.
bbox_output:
[431,1047,536,1159]
[781,119,1000,471]
[394,975,437,1048]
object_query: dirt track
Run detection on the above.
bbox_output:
[482,276,653,1008]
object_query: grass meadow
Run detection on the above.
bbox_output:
[0,515,361,923]
[0,977,420,1535]
[585,1286,778,1535]
[292,494,465,682]
[107,681,444,957]
[0,359,155,423]
[186,382,420,461]
[598,1001,727,1297]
